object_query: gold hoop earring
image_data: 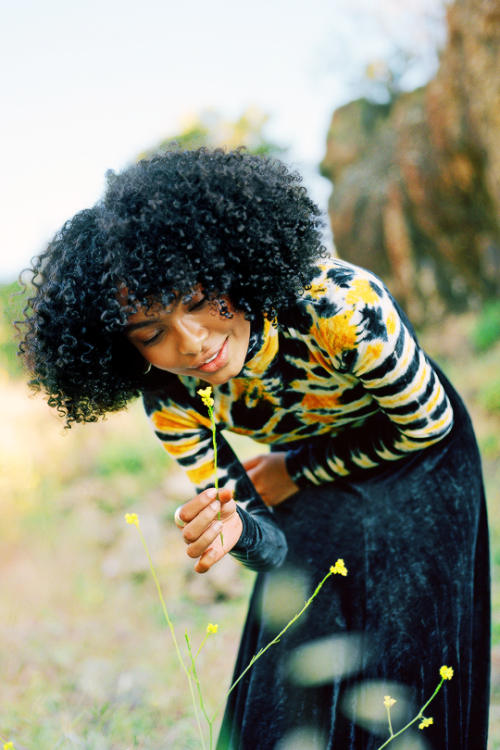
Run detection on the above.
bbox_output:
[143,361,152,374]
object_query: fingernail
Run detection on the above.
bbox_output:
[209,548,217,557]
[213,521,223,532]
[210,500,220,511]
[206,488,217,499]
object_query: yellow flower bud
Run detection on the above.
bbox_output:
[125,513,139,526]
[419,717,433,729]
[330,559,348,576]
[207,623,218,634]
[383,695,396,708]
[198,386,214,408]
[439,665,453,680]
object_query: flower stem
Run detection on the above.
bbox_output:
[386,706,394,737]
[135,526,207,748]
[186,631,212,748]
[211,568,335,722]
[376,679,444,749]
[186,669,207,750]
[192,632,211,664]
[208,404,223,547]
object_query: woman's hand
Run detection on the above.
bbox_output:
[175,487,242,574]
[242,452,299,507]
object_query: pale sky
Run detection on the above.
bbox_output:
[0,0,445,281]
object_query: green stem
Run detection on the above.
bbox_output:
[186,669,207,750]
[136,527,187,675]
[192,632,211,665]
[186,632,211,749]
[386,706,394,737]
[376,679,444,750]
[136,526,206,749]
[208,405,223,547]
[211,568,335,722]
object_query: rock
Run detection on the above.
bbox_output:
[320,0,500,325]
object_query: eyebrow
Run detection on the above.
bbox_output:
[123,318,162,333]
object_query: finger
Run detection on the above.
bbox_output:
[241,455,264,471]
[186,519,224,559]
[195,546,221,574]
[182,492,236,544]
[245,466,258,481]
[176,487,232,526]
[193,510,243,573]
[245,466,260,490]
[174,505,187,528]
[182,499,222,544]
[217,490,237,517]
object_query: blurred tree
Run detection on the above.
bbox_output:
[320,0,500,324]
[0,281,24,378]
[137,107,287,160]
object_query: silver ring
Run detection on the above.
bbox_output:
[174,505,187,528]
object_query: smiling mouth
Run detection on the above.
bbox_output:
[195,339,229,373]
[203,350,219,365]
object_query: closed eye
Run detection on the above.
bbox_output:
[140,330,163,347]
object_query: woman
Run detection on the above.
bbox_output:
[21,148,489,749]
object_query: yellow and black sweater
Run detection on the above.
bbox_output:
[143,259,454,499]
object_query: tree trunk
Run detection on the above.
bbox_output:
[320,0,500,325]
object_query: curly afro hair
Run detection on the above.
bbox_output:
[20,148,326,425]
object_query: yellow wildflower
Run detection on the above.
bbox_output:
[207,623,218,634]
[440,665,454,680]
[330,559,348,576]
[125,513,139,526]
[419,717,433,729]
[383,695,396,708]
[198,386,214,408]
[4,743,14,750]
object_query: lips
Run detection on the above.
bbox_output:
[195,338,229,373]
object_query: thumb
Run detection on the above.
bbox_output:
[217,487,234,507]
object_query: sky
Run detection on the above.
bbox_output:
[0,0,445,282]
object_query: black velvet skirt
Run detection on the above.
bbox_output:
[217,369,490,750]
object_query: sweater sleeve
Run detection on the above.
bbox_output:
[143,382,288,572]
[284,266,454,487]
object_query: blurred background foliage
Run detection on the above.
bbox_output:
[137,106,288,161]
[0,281,24,378]
[2,0,500,747]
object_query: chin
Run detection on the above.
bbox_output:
[203,362,244,385]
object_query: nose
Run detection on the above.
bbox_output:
[172,315,208,355]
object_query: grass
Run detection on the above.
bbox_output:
[0,308,500,749]
[470,300,500,353]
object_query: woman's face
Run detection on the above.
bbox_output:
[123,290,251,385]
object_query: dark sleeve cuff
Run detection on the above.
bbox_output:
[230,504,288,572]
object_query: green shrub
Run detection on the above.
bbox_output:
[471,300,500,352]
[480,376,500,415]
[0,280,25,378]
